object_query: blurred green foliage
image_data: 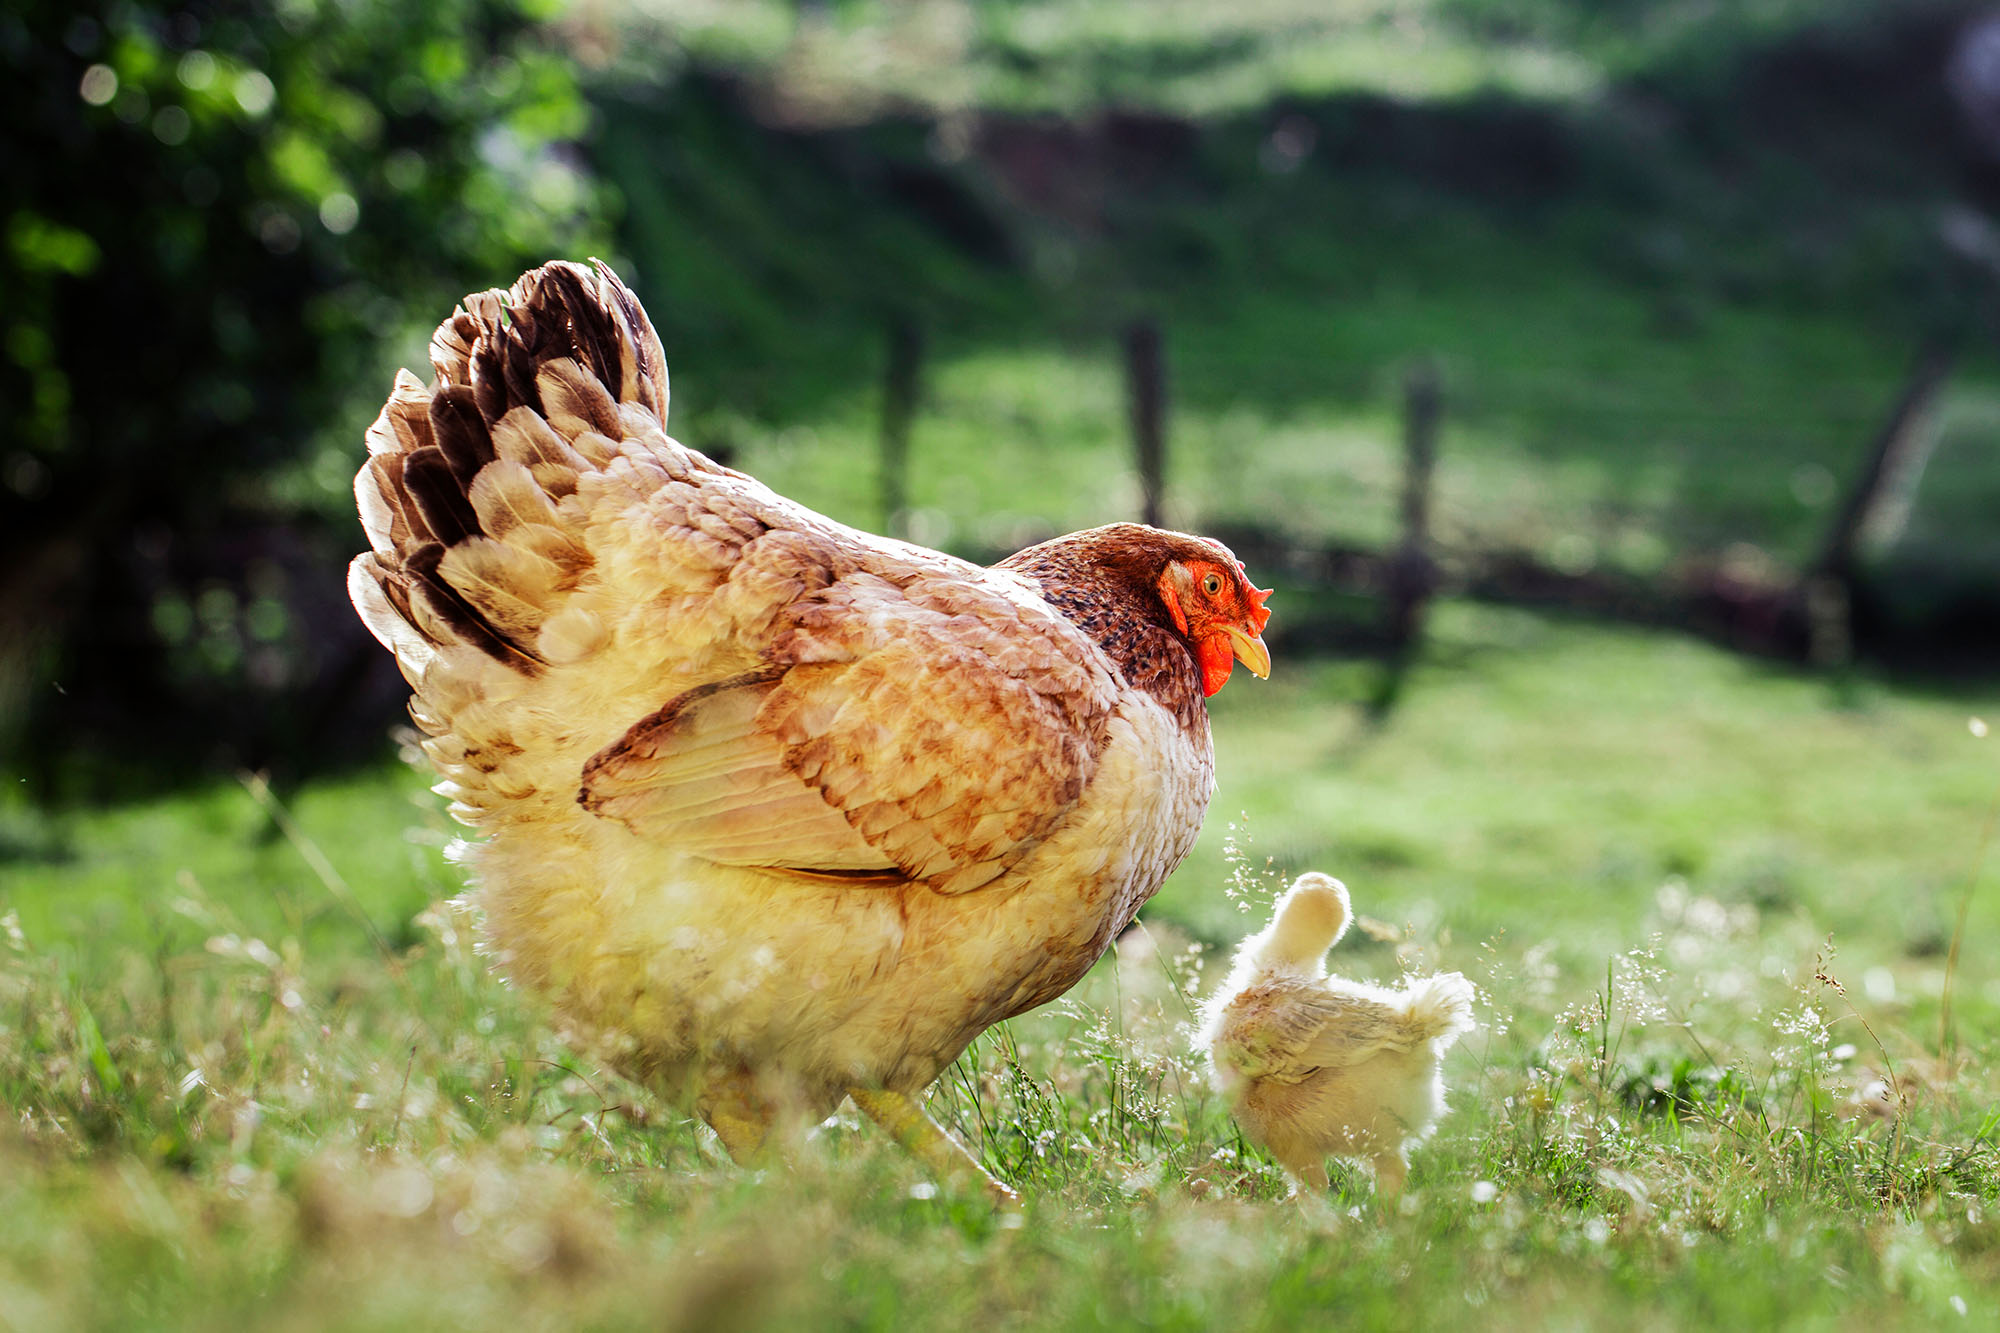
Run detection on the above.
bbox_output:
[1,0,609,776]
[631,0,1939,115]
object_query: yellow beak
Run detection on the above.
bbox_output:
[1223,623,1271,680]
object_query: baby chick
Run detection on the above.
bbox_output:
[1199,872,1474,1196]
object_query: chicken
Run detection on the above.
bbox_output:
[347,260,1272,1199]
[1199,873,1473,1197]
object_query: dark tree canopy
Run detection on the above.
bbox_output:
[0,0,608,781]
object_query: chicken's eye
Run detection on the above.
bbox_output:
[1201,572,1223,597]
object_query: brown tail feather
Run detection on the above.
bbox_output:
[428,383,496,485]
[402,448,481,547]
[351,259,672,677]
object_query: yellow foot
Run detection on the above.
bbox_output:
[847,1086,1019,1208]
[699,1067,777,1166]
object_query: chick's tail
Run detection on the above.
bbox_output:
[1401,971,1477,1050]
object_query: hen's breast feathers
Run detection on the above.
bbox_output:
[351,260,1140,897]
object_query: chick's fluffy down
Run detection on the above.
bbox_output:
[1200,873,1475,1194]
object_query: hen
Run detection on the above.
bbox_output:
[348,260,1272,1198]
[1199,873,1474,1197]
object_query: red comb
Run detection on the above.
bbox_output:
[1236,564,1272,632]
[1249,583,1273,632]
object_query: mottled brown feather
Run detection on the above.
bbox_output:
[429,383,496,485]
[405,543,543,672]
[402,448,480,548]
[538,358,623,442]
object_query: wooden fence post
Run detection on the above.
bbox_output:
[1812,340,1955,583]
[1125,319,1166,529]
[1386,357,1442,651]
[1802,339,1955,663]
[878,316,922,540]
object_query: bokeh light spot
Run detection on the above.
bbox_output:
[79,64,117,106]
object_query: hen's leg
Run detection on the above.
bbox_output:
[700,1066,777,1166]
[848,1087,1019,1207]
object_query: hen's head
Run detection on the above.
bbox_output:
[1149,534,1273,697]
[1002,523,1273,698]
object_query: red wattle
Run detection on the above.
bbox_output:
[1195,635,1234,697]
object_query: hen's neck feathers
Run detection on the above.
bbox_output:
[996,524,1211,735]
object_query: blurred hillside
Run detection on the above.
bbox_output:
[6,0,2000,787]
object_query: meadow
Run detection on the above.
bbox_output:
[10,3,2000,1326]
[5,602,1997,1329]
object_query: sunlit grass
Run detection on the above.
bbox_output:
[1188,606,2000,980]
[5,854,1998,1327]
[5,607,1999,1326]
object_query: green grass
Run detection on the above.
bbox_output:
[5,605,2000,1328]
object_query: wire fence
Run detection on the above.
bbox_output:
[865,315,1997,667]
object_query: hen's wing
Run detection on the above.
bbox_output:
[582,565,1121,895]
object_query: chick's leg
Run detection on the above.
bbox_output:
[1373,1151,1408,1199]
[848,1087,1019,1207]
